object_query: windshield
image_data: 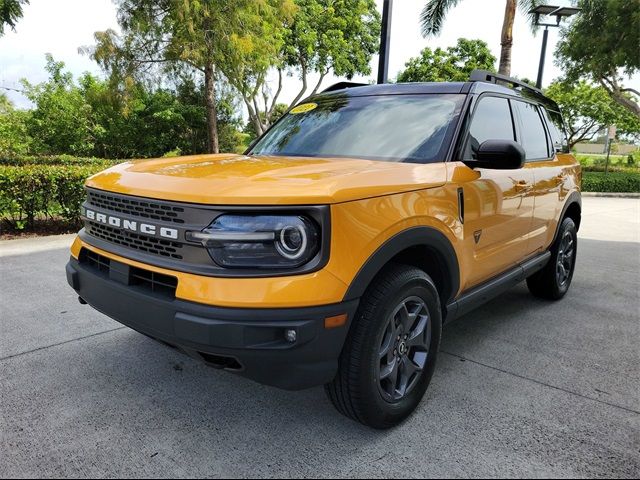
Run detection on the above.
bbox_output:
[249,94,465,163]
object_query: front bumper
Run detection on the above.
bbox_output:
[66,257,358,390]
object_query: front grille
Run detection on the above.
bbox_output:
[81,189,258,273]
[82,247,110,273]
[80,248,178,298]
[129,265,179,298]
[87,190,185,224]
[86,222,183,260]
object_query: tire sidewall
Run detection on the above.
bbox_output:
[553,217,578,297]
[359,274,442,427]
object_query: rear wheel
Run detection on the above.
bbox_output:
[325,263,442,429]
[527,217,578,300]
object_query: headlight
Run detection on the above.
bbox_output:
[186,214,320,269]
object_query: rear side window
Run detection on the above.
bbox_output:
[542,108,569,153]
[512,101,550,160]
[464,96,515,160]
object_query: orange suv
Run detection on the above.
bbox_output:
[66,71,581,428]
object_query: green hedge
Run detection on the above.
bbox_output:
[582,171,640,193]
[0,164,107,229]
[0,154,119,167]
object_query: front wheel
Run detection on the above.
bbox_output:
[527,217,578,300]
[325,264,442,429]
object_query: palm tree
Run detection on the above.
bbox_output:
[420,0,540,77]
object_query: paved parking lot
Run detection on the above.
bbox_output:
[1,197,639,478]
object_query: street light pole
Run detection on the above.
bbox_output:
[377,0,393,84]
[535,26,549,89]
[530,5,580,89]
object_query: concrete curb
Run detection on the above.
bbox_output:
[0,233,76,257]
[582,192,640,199]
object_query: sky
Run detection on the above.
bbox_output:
[1,0,638,111]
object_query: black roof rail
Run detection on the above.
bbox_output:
[322,81,369,93]
[470,70,543,95]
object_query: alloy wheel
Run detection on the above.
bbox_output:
[376,296,431,402]
[556,230,575,287]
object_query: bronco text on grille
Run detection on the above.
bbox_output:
[79,188,242,272]
[80,189,196,262]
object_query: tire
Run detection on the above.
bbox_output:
[527,217,578,300]
[325,263,442,429]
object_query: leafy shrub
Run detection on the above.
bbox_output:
[0,154,118,167]
[582,171,640,193]
[592,157,607,168]
[582,165,636,173]
[0,163,107,229]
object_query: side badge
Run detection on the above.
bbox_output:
[474,230,482,244]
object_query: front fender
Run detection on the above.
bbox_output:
[342,226,460,306]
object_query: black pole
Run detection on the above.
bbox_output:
[605,127,613,174]
[377,0,393,84]
[536,26,549,89]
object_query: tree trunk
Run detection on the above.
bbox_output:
[498,0,516,76]
[288,63,308,109]
[204,62,219,154]
[609,87,640,118]
[242,96,265,138]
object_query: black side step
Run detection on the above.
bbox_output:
[445,251,551,322]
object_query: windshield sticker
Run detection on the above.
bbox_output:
[290,102,318,114]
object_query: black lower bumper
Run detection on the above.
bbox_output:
[66,257,358,390]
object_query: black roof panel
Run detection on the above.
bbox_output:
[314,82,469,97]
[310,80,560,113]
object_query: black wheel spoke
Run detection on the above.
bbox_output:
[380,357,398,381]
[377,296,431,402]
[378,321,395,360]
[407,313,428,349]
[397,303,416,331]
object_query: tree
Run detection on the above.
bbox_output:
[235,0,380,136]
[397,38,496,83]
[420,0,540,76]
[87,0,294,153]
[79,72,244,159]
[282,0,379,103]
[555,0,640,118]
[0,93,32,155]
[0,92,11,113]
[0,0,28,36]
[546,80,640,148]
[21,55,96,156]
[243,102,289,141]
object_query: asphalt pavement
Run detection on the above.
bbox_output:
[1,197,638,478]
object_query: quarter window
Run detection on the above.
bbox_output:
[464,96,515,160]
[512,101,550,160]
[542,108,569,153]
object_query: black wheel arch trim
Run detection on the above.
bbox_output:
[342,226,460,307]
[553,191,582,243]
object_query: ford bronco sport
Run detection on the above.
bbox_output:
[66,70,581,428]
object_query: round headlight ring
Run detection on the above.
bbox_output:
[276,224,308,260]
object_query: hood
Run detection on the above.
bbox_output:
[85,154,447,205]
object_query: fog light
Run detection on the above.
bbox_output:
[285,329,297,343]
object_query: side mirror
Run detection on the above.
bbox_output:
[469,140,525,170]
